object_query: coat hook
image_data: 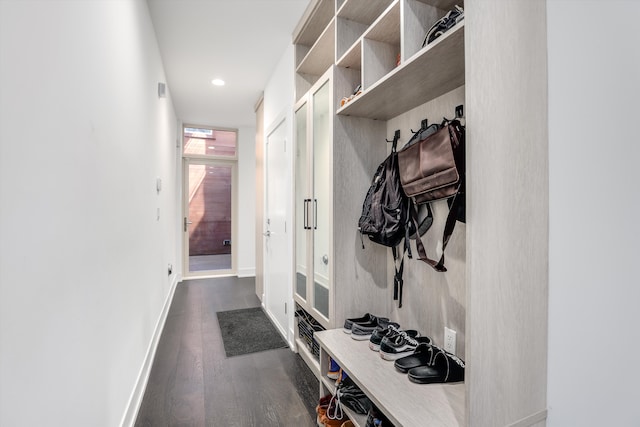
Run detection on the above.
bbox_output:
[411,118,429,135]
[386,129,400,143]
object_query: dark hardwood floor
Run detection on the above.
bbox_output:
[135,276,318,427]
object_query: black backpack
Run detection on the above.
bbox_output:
[358,132,409,248]
[358,132,425,307]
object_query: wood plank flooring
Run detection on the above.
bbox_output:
[135,277,318,427]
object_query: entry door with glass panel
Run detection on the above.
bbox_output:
[183,126,237,276]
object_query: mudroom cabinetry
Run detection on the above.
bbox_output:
[293,65,388,374]
[292,0,549,426]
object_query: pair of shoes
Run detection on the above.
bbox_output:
[379,331,431,360]
[343,313,375,333]
[408,346,465,384]
[365,405,391,427]
[327,357,347,382]
[327,357,340,379]
[320,395,347,426]
[352,317,398,341]
[339,84,362,107]
[316,394,332,426]
[321,416,348,427]
[394,343,465,383]
[343,313,392,338]
[369,324,419,352]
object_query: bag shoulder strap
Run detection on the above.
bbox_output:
[411,122,465,272]
[411,188,462,272]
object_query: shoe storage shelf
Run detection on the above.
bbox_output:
[315,329,464,426]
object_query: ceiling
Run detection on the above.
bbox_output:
[147,0,311,128]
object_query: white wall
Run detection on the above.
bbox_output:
[237,125,257,277]
[263,45,296,341]
[547,1,640,425]
[0,1,179,426]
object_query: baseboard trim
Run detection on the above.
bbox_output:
[507,408,548,427]
[119,276,179,427]
[263,305,287,338]
[237,267,256,278]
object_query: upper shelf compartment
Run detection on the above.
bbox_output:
[414,0,463,9]
[296,18,336,76]
[337,21,464,120]
[293,0,334,47]
[336,0,394,25]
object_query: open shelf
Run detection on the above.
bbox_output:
[337,21,464,120]
[294,0,334,46]
[320,371,368,427]
[297,18,336,76]
[363,0,400,44]
[296,336,321,379]
[337,38,361,69]
[337,0,394,25]
[315,329,465,427]
[414,0,463,10]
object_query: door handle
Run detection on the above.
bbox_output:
[303,199,311,230]
[314,199,318,230]
[183,217,193,232]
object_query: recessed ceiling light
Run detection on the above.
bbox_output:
[211,79,225,86]
[208,146,215,149]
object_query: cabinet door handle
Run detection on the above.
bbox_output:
[314,199,318,230]
[302,199,307,229]
[303,199,311,230]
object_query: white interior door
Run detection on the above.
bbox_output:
[264,118,289,338]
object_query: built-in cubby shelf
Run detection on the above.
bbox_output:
[337,21,464,119]
[336,38,361,70]
[295,336,321,379]
[319,374,368,427]
[294,0,334,48]
[297,18,336,75]
[337,0,394,24]
[316,329,465,427]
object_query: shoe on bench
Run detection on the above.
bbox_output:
[407,347,465,384]
[351,317,397,341]
[369,325,419,351]
[394,342,433,372]
[380,332,431,361]
[343,313,375,333]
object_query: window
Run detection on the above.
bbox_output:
[183,126,237,158]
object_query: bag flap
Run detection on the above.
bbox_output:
[397,126,458,198]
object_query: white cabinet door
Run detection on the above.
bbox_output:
[294,69,334,328]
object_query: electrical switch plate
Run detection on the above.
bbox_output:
[444,327,456,354]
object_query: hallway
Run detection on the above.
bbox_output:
[135,277,318,426]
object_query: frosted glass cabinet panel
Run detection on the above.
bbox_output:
[312,80,330,317]
[294,103,308,302]
[293,69,333,328]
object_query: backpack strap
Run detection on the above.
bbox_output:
[391,245,406,308]
[411,184,462,272]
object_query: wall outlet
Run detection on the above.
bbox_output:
[444,327,456,354]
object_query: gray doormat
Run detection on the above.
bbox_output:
[216,307,289,357]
